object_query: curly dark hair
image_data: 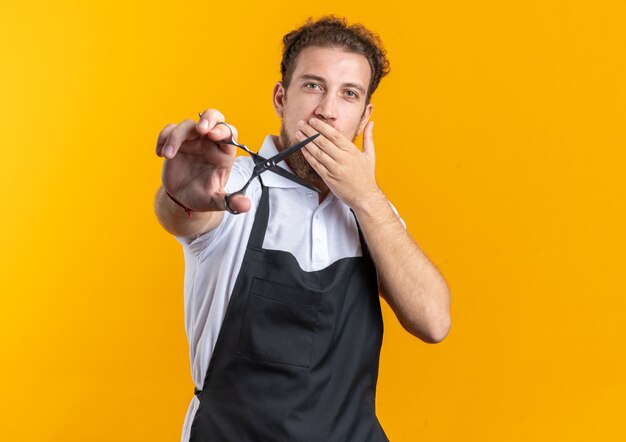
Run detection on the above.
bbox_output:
[281,16,390,102]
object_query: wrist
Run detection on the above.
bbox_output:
[351,187,388,218]
[163,189,193,218]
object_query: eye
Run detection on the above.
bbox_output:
[345,89,359,99]
[304,82,320,90]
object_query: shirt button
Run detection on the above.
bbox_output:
[316,237,321,243]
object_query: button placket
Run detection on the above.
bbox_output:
[311,205,328,267]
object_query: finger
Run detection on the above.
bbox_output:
[362,121,375,163]
[296,130,333,166]
[301,142,331,177]
[197,108,239,146]
[225,194,251,214]
[196,109,225,135]
[206,122,239,145]
[162,119,200,159]
[296,122,343,161]
[308,117,353,151]
[156,123,176,156]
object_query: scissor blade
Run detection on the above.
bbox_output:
[251,132,320,181]
[271,132,320,165]
[251,154,320,192]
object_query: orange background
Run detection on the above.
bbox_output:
[1,1,625,440]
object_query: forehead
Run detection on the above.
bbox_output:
[291,46,371,88]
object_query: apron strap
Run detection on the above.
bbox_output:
[247,178,269,250]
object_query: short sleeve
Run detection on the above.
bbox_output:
[175,221,226,258]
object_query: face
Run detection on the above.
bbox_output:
[272,46,374,180]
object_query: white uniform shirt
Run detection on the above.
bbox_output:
[176,135,404,441]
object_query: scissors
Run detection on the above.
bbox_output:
[213,121,321,214]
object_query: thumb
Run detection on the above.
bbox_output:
[224,193,251,214]
[363,121,375,163]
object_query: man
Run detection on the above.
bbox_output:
[155,16,451,441]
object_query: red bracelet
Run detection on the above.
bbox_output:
[165,191,193,218]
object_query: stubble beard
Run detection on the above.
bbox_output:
[279,125,321,181]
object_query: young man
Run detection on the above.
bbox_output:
[155,16,451,441]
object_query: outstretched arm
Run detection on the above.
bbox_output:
[154,109,250,237]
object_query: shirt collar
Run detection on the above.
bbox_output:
[256,135,306,189]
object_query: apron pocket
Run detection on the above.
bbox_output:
[237,277,321,368]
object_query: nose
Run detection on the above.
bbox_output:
[314,94,337,122]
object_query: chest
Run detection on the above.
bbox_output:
[260,188,363,271]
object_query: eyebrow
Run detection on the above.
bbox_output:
[299,74,367,95]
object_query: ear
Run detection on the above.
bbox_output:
[357,103,374,135]
[272,81,286,118]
